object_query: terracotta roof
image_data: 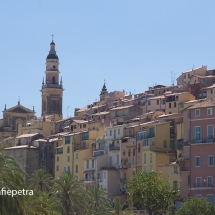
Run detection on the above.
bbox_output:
[16,133,39,138]
[72,120,88,124]
[149,95,165,100]
[109,105,133,111]
[188,100,215,109]
[92,111,109,116]
[4,145,37,150]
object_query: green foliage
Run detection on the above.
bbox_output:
[85,185,112,215]
[126,171,178,215]
[176,197,215,215]
[29,168,53,191]
[53,172,87,215]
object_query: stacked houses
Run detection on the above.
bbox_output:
[1,40,215,208]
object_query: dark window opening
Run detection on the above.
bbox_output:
[52,76,56,84]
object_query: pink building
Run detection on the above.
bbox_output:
[189,100,215,204]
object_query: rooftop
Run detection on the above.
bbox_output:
[16,133,39,139]
[4,145,37,150]
[188,100,215,109]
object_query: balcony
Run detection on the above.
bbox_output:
[118,165,127,169]
[143,139,156,148]
[120,178,127,183]
[109,145,120,151]
[191,182,214,190]
[84,177,95,182]
[96,178,103,183]
[191,138,215,144]
[93,150,105,157]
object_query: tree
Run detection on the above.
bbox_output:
[176,197,215,215]
[112,197,134,215]
[53,172,86,215]
[85,185,112,215]
[29,168,53,191]
[126,171,178,215]
[0,149,25,214]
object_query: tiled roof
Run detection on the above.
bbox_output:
[188,100,215,109]
[4,145,37,150]
[92,111,109,116]
[109,105,133,111]
[72,120,88,124]
[16,133,39,138]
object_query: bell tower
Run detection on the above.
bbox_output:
[41,39,64,117]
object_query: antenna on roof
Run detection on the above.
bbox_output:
[171,71,175,86]
[67,106,70,118]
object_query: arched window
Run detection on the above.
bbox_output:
[52,76,56,84]
[52,100,57,111]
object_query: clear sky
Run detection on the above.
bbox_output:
[1,1,215,118]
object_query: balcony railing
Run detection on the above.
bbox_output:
[93,150,105,157]
[191,138,215,144]
[193,182,214,188]
[118,165,127,169]
[84,177,95,182]
[109,146,120,151]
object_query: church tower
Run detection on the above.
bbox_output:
[41,39,64,117]
[100,81,108,101]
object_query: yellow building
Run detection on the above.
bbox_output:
[141,121,177,173]
[158,162,180,190]
[17,115,59,137]
[0,102,35,139]
[165,92,195,114]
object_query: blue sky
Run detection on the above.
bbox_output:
[1,1,215,118]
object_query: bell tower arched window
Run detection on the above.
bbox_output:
[52,76,56,84]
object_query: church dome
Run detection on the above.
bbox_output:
[46,53,59,60]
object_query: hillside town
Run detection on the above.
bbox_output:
[1,40,215,212]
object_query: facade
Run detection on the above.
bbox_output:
[165,92,195,114]
[0,102,35,138]
[188,100,215,203]
[41,40,64,117]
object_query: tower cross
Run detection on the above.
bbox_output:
[51,34,54,41]
[104,79,106,84]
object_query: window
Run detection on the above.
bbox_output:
[207,176,213,187]
[170,140,175,149]
[67,146,70,153]
[211,89,213,94]
[195,109,200,117]
[207,195,215,205]
[110,130,112,136]
[56,142,58,147]
[138,156,140,163]
[56,166,59,171]
[207,108,213,115]
[149,166,153,171]
[207,125,214,139]
[195,126,202,140]
[76,165,78,173]
[184,74,186,79]
[174,102,176,107]
[150,153,152,163]
[163,140,167,148]
[188,74,190,78]
[174,166,178,174]
[207,156,214,166]
[156,100,159,105]
[76,153,78,159]
[148,127,155,137]
[64,166,66,172]
[132,157,134,165]
[67,156,70,162]
[87,160,89,169]
[148,101,151,106]
[196,177,202,187]
[169,103,172,108]
[128,149,131,157]
[56,156,59,162]
[162,100,165,104]
[65,136,70,144]
[180,103,184,108]
[92,159,94,168]
[133,148,135,156]
[173,181,178,189]
[116,155,119,164]
[195,156,201,167]
[143,166,147,173]
[144,153,146,164]
[118,129,120,135]
[68,166,70,173]
[20,150,22,158]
